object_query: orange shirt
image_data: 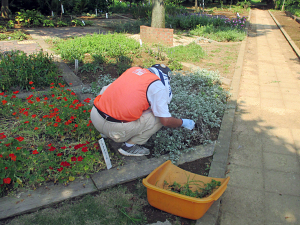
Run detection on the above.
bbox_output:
[94,67,160,122]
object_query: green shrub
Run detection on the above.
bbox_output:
[190,25,246,42]
[15,9,44,27]
[53,33,140,62]
[166,42,206,62]
[113,19,150,34]
[0,50,63,91]
[149,70,229,161]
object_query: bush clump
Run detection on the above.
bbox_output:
[0,50,63,91]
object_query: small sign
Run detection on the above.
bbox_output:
[75,59,78,73]
[51,11,54,17]
[139,39,142,46]
[99,138,112,170]
[95,9,97,16]
[61,4,64,14]
[106,13,108,18]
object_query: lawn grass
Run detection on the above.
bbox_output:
[4,185,147,225]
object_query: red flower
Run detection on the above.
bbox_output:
[16,147,22,150]
[15,137,24,142]
[36,97,40,102]
[48,143,52,147]
[12,112,17,116]
[31,87,35,90]
[70,116,76,120]
[32,150,39,154]
[77,156,83,161]
[69,83,73,86]
[50,86,54,89]
[49,166,53,170]
[44,97,48,100]
[55,117,61,123]
[61,161,71,167]
[60,146,67,149]
[82,147,88,152]
[0,92,4,96]
[29,81,34,85]
[74,143,85,150]
[5,143,11,147]
[9,154,16,161]
[53,123,58,127]
[34,127,39,130]
[71,156,77,161]
[5,167,8,170]
[72,100,79,104]
[84,98,91,103]
[50,83,54,86]
[0,133,6,139]
[2,100,7,105]
[28,100,34,104]
[11,95,16,99]
[51,94,55,97]
[57,167,63,172]
[3,178,11,184]
[32,114,37,118]
[74,124,78,128]
[26,95,33,100]
[13,91,19,94]
[57,153,63,156]
[0,154,3,158]
[24,121,29,124]
[71,92,76,96]
[49,146,56,151]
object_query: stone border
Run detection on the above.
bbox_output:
[269,10,300,59]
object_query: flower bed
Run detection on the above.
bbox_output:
[0,82,120,196]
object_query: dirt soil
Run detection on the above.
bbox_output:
[271,10,300,49]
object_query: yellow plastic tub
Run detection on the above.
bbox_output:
[142,160,230,220]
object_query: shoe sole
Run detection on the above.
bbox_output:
[118,148,149,157]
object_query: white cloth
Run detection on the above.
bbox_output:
[147,81,171,118]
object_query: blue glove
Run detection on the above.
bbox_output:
[181,119,195,130]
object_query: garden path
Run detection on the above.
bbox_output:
[216,9,300,225]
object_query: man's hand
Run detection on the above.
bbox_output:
[181,119,195,130]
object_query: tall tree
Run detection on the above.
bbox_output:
[151,0,165,28]
[1,0,9,18]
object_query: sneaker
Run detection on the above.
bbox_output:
[118,143,150,156]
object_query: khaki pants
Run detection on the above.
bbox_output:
[90,107,163,145]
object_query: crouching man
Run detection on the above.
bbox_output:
[90,64,195,156]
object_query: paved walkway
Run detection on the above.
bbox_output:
[219,9,300,225]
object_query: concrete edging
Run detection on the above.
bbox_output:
[269,10,300,59]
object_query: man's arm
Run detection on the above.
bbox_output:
[159,117,183,128]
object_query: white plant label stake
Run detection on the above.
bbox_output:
[61,4,64,14]
[99,138,112,169]
[75,59,78,73]
[106,13,108,18]
[51,11,54,17]
[95,9,97,16]
[139,39,142,47]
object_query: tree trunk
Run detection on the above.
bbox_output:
[1,0,9,18]
[195,0,198,11]
[151,0,165,28]
[281,0,285,11]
